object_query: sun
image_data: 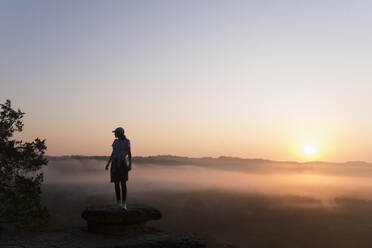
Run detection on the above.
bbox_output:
[303,145,318,156]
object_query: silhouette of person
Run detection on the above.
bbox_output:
[105,127,132,210]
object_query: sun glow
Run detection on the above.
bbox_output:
[303,145,318,156]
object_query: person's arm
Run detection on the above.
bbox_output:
[105,151,113,170]
[128,147,132,171]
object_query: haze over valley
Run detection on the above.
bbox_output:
[42,156,372,247]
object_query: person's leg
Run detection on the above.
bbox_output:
[120,181,127,205]
[114,181,121,203]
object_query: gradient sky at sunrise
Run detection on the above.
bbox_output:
[1,0,372,162]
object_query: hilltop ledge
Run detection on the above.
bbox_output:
[0,204,206,248]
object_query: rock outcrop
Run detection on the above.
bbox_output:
[0,204,206,248]
[0,228,206,248]
[81,204,162,234]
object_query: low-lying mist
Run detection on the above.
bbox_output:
[41,157,372,248]
[44,157,372,201]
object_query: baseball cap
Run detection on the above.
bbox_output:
[112,127,125,134]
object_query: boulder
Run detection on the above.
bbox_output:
[81,204,162,234]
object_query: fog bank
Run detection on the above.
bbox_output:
[40,157,372,248]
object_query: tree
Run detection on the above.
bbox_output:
[0,99,50,232]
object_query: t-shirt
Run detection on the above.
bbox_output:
[111,138,130,172]
[112,138,130,159]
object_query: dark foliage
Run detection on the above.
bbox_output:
[0,99,50,232]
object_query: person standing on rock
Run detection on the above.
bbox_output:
[105,127,132,210]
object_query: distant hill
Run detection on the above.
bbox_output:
[46,155,372,177]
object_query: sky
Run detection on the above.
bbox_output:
[1,0,372,162]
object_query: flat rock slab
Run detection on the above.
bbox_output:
[82,204,162,224]
[0,228,206,248]
[81,204,162,234]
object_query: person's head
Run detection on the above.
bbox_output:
[112,127,125,140]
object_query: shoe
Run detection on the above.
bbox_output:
[121,202,127,211]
